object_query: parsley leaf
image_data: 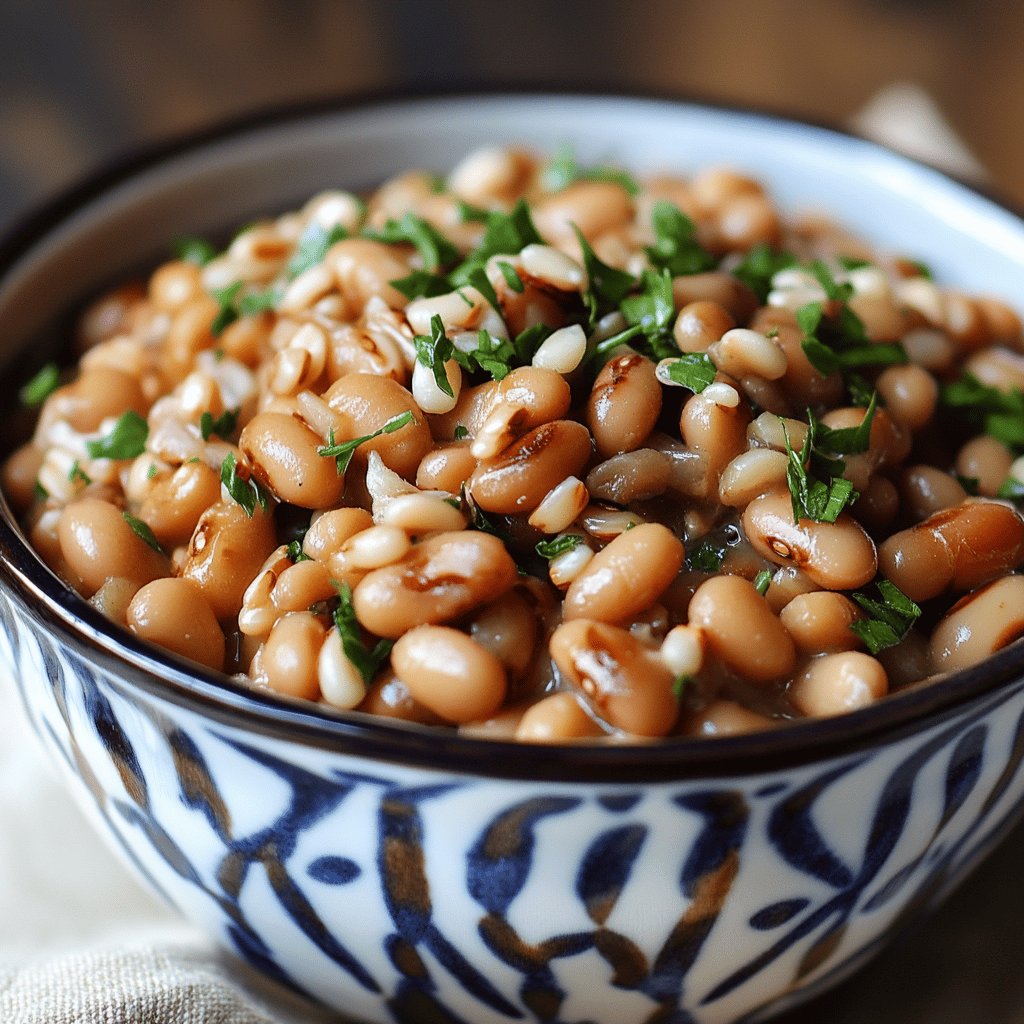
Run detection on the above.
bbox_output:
[287,539,311,563]
[812,391,878,456]
[317,410,416,476]
[997,476,1024,502]
[511,323,555,364]
[86,411,149,460]
[731,243,796,303]
[783,416,859,523]
[941,373,1024,452]
[573,225,636,326]
[687,540,724,572]
[753,569,772,596]
[68,460,91,486]
[849,579,922,654]
[287,222,348,279]
[19,362,60,407]
[646,201,715,276]
[389,270,452,301]
[535,534,584,560]
[497,260,524,293]
[199,408,239,442]
[363,212,458,273]
[122,512,165,555]
[656,353,716,393]
[798,298,906,377]
[174,236,218,267]
[620,268,678,359]
[414,314,457,398]
[672,674,690,701]
[543,144,641,197]
[210,281,244,337]
[220,452,268,517]
[332,581,394,685]
[463,330,517,382]
[453,424,469,440]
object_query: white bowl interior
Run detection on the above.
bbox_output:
[2,93,1023,367]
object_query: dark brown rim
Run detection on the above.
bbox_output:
[1,86,1023,783]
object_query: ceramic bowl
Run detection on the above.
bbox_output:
[2,94,1024,1024]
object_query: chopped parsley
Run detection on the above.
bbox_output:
[535,534,584,560]
[453,424,470,440]
[496,260,524,293]
[542,144,641,197]
[211,281,244,337]
[782,414,859,524]
[390,270,453,301]
[286,539,311,563]
[199,408,239,442]
[463,329,517,381]
[33,480,48,501]
[731,243,796,303]
[364,212,459,273]
[645,201,715,277]
[68,460,91,486]
[753,569,772,596]
[414,314,458,398]
[573,225,636,327]
[997,476,1024,502]
[174,236,218,267]
[620,268,678,359]
[85,410,149,461]
[317,410,416,476]
[20,362,61,407]
[332,581,394,685]
[941,373,1024,452]
[687,540,725,573]
[812,391,879,456]
[672,674,690,701]
[286,222,348,279]
[849,579,922,655]
[797,299,907,378]
[122,512,164,555]
[656,352,717,394]
[220,452,268,517]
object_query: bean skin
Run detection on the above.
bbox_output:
[687,574,796,683]
[139,460,222,548]
[878,500,1024,602]
[549,619,679,737]
[742,489,878,590]
[353,531,519,638]
[253,611,326,701]
[392,625,507,723]
[515,692,606,742]
[469,420,592,514]
[416,443,476,492]
[780,592,863,655]
[127,577,225,671]
[587,354,662,458]
[789,651,888,717]
[929,575,1024,673]
[563,522,684,625]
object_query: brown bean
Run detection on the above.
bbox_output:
[239,411,345,509]
[75,282,146,352]
[750,308,845,409]
[585,449,671,504]
[680,390,752,499]
[468,590,538,679]
[469,420,592,514]
[41,367,148,435]
[929,575,1024,673]
[673,300,734,353]
[532,180,633,244]
[252,611,326,701]
[303,507,375,561]
[549,619,678,737]
[181,499,278,619]
[127,577,224,671]
[149,260,204,313]
[329,237,412,310]
[324,374,430,480]
[392,625,507,723]
[899,466,968,522]
[563,523,684,624]
[515,692,606,742]
[742,490,878,590]
[353,530,518,638]
[357,670,445,726]
[587,354,662,458]
[687,700,775,737]
[955,435,1014,498]
[139,460,222,547]
[58,497,169,597]
[687,574,796,682]
[878,501,1024,602]
[671,272,758,323]
[780,592,863,655]
[2,443,44,514]
[416,442,477,492]
[789,652,888,717]
[875,364,938,432]
[163,295,220,382]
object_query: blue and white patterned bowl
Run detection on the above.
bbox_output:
[2,94,1024,1024]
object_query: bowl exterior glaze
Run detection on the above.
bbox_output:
[3,590,1024,1024]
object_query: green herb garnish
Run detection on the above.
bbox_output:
[672,675,690,701]
[174,236,218,267]
[287,539,311,563]
[782,416,859,524]
[535,534,584,560]
[753,569,772,596]
[19,363,60,407]
[210,281,244,337]
[453,424,470,440]
[997,476,1024,502]
[414,314,457,398]
[332,581,394,685]
[543,144,641,197]
[68,460,92,486]
[390,270,452,301]
[364,212,459,273]
[219,452,268,517]
[687,540,725,573]
[941,373,1024,452]
[573,224,636,327]
[287,223,348,279]
[812,391,879,456]
[199,408,239,442]
[317,410,415,476]
[849,579,922,654]
[620,267,677,359]
[645,201,715,277]
[122,512,165,555]
[658,352,717,394]
[85,410,149,460]
[497,260,524,293]
[797,298,907,377]
[731,243,796,303]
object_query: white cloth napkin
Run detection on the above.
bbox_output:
[0,84,990,1024]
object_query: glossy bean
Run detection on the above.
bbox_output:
[779,591,863,655]
[127,577,224,671]
[929,575,1024,673]
[138,460,223,548]
[789,652,888,717]
[587,354,662,457]
[515,692,605,742]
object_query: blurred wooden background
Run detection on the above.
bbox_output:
[1,2,1022,1021]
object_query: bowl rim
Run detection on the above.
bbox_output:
[2,85,1023,783]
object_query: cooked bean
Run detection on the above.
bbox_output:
[381,492,467,534]
[515,692,605,742]
[353,530,518,638]
[339,525,411,570]
[58,497,169,597]
[660,624,705,677]
[2,444,44,514]
[357,671,444,725]
[532,180,633,244]
[929,575,1024,673]
[181,499,278,619]
[317,630,368,710]
[750,308,845,409]
[955,435,1014,498]
[789,652,888,717]
[40,367,148,436]
[149,260,204,313]
[468,590,538,678]
[272,558,336,613]
[252,611,326,701]
[878,501,1024,601]
[687,701,775,737]
[875,364,938,432]
[415,442,476,492]
[851,474,900,532]
[469,420,592,514]
[528,476,589,534]
[587,354,662,457]
[303,507,375,561]
[687,574,796,683]
[324,374,430,479]
[329,237,411,310]
[138,460,222,548]
[127,577,224,671]
[673,300,734,353]
[164,295,220,382]
[585,449,671,504]
[549,619,678,736]
[680,390,752,499]
[392,625,507,723]
[780,592,863,655]
[743,489,878,590]
[709,327,787,380]
[899,466,968,521]
[719,448,789,507]
[671,273,758,323]
[564,523,684,624]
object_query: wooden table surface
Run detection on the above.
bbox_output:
[1,2,1022,1021]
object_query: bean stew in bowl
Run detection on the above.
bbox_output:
[3,96,1024,1024]
[5,138,1023,743]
